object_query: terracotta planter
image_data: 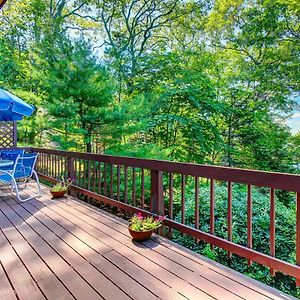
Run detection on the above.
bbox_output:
[50,190,66,199]
[128,227,153,241]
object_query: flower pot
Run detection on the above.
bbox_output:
[128,227,153,241]
[50,190,66,199]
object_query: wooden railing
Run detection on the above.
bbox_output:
[27,147,300,285]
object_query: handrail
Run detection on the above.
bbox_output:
[31,147,300,192]
[23,147,300,285]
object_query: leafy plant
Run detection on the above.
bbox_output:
[129,213,164,232]
[50,177,73,192]
[171,182,299,298]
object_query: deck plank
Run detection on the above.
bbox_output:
[0,199,103,300]
[0,209,74,300]
[34,192,216,300]
[0,225,45,300]
[0,183,296,300]
[35,191,256,300]
[0,259,17,300]
[16,200,159,300]
[58,190,295,300]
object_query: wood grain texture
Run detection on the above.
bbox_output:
[0,184,297,300]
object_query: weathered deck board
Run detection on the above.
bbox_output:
[0,257,17,300]
[0,183,296,300]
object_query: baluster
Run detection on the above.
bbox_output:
[87,161,91,192]
[169,173,173,221]
[124,166,128,203]
[58,156,61,179]
[47,154,49,177]
[228,181,232,258]
[73,158,77,186]
[49,154,52,178]
[103,163,107,196]
[181,175,185,224]
[93,161,96,192]
[82,160,86,189]
[141,168,145,209]
[110,164,113,198]
[132,167,136,206]
[210,178,215,249]
[195,176,199,242]
[117,165,121,201]
[98,162,102,194]
[247,185,253,266]
[270,188,276,276]
[54,155,57,179]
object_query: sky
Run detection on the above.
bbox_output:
[286,96,300,134]
[287,112,300,134]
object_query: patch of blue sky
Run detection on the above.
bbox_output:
[286,96,300,134]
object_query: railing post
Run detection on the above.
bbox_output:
[150,170,164,215]
[67,157,76,195]
[150,170,164,235]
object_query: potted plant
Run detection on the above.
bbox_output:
[128,213,165,241]
[50,177,73,199]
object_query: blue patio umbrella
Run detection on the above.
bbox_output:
[0,88,35,121]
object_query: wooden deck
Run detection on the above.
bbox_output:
[0,183,296,300]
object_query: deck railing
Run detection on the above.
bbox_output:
[25,147,300,285]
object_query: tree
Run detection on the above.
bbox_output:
[43,37,115,152]
[95,0,178,95]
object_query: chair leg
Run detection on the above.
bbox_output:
[13,172,41,202]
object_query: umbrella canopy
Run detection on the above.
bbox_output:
[0,89,35,121]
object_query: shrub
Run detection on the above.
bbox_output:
[171,182,299,298]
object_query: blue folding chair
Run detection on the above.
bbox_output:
[0,153,41,202]
[0,153,21,172]
[0,149,25,159]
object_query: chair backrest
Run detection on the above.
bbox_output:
[1,149,25,161]
[15,153,39,178]
[0,152,20,171]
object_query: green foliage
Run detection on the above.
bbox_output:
[41,37,116,152]
[50,177,72,192]
[129,213,164,232]
[171,182,299,298]
[1,0,300,297]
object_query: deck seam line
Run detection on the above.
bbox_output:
[65,192,283,300]
[0,257,20,300]
[37,191,246,300]
[21,200,156,300]
[28,195,181,298]
[2,195,105,300]
[0,214,48,300]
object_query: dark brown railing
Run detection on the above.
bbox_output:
[25,147,300,285]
